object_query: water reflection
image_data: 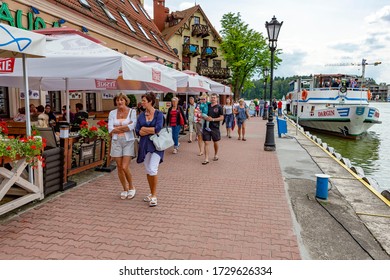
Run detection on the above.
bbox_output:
[313,131,380,174]
[302,102,389,192]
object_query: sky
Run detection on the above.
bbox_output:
[144,0,390,84]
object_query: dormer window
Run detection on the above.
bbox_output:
[96,0,117,22]
[150,31,163,47]
[194,16,200,25]
[161,37,171,50]
[138,4,151,21]
[79,0,91,9]
[128,0,139,13]
[119,12,136,33]
[137,23,151,40]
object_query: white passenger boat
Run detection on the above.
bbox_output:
[286,74,381,138]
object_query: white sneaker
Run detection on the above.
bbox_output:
[127,189,136,199]
[120,191,128,200]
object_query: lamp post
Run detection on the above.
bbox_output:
[264,15,283,151]
[262,67,269,120]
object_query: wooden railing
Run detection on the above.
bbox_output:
[192,24,210,37]
[196,65,230,79]
[201,46,218,59]
[182,43,200,57]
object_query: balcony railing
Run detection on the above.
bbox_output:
[201,46,218,59]
[182,43,200,57]
[196,65,230,79]
[192,24,210,37]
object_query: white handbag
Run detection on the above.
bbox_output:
[149,127,174,151]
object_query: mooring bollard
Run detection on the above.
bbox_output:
[315,174,331,200]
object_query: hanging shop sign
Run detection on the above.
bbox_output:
[0,58,15,73]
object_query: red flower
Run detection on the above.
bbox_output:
[32,130,37,135]
[80,120,89,129]
[97,120,107,127]
[90,126,98,131]
[30,145,37,150]
[6,146,11,151]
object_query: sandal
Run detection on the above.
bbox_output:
[242,138,247,141]
[238,137,241,140]
[188,140,192,143]
[143,194,152,202]
[198,152,203,156]
[202,160,209,165]
[149,197,158,207]
[213,156,219,161]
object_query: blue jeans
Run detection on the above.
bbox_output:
[171,125,181,148]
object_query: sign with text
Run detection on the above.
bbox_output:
[95,79,117,89]
[0,58,15,73]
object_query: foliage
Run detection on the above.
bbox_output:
[127,94,137,108]
[0,123,46,167]
[220,12,281,100]
[78,120,109,141]
[163,92,173,101]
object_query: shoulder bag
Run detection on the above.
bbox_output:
[149,126,174,151]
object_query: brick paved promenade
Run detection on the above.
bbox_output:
[0,117,301,260]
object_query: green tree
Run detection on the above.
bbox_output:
[220,12,279,100]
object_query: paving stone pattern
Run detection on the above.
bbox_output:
[0,117,301,260]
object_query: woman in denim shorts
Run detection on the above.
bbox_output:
[108,93,137,200]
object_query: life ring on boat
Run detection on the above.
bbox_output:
[367,90,372,100]
[301,89,308,100]
[338,86,348,97]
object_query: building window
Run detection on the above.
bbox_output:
[79,0,91,9]
[96,0,117,22]
[203,39,209,46]
[198,58,208,67]
[0,87,9,118]
[46,91,61,113]
[213,60,221,68]
[150,31,163,47]
[183,36,190,44]
[119,12,136,33]
[86,92,96,112]
[137,23,151,40]
[128,0,139,12]
[194,16,200,25]
[182,56,191,70]
[138,4,151,21]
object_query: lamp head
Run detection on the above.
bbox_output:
[265,16,283,49]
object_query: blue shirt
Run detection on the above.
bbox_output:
[135,110,164,164]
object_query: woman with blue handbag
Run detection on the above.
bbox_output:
[135,93,164,207]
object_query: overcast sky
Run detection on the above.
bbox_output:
[144,0,390,84]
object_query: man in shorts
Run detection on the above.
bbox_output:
[201,93,224,165]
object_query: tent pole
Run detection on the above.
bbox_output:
[66,78,70,123]
[22,54,34,183]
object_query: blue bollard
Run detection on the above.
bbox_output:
[315,174,331,200]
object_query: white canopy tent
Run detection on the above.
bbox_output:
[182,70,231,95]
[0,28,177,121]
[0,23,46,135]
[138,57,210,93]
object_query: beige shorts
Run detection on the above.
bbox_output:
[195,122,202,136]
[189,120,196,133]
[110,136,135,157]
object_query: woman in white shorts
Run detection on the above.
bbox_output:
[108,93,137,200]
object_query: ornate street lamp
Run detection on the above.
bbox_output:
[262,67,269,120]
[264,15,283,151]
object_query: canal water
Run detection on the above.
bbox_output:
[306,102,389,192]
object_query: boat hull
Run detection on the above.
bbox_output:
[288,105,381,137]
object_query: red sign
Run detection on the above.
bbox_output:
[152,69,161,83]
[0,58,15,73]
[95,79,117,89]
[318,110,335,117]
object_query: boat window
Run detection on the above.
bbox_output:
[301,106,304,113]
